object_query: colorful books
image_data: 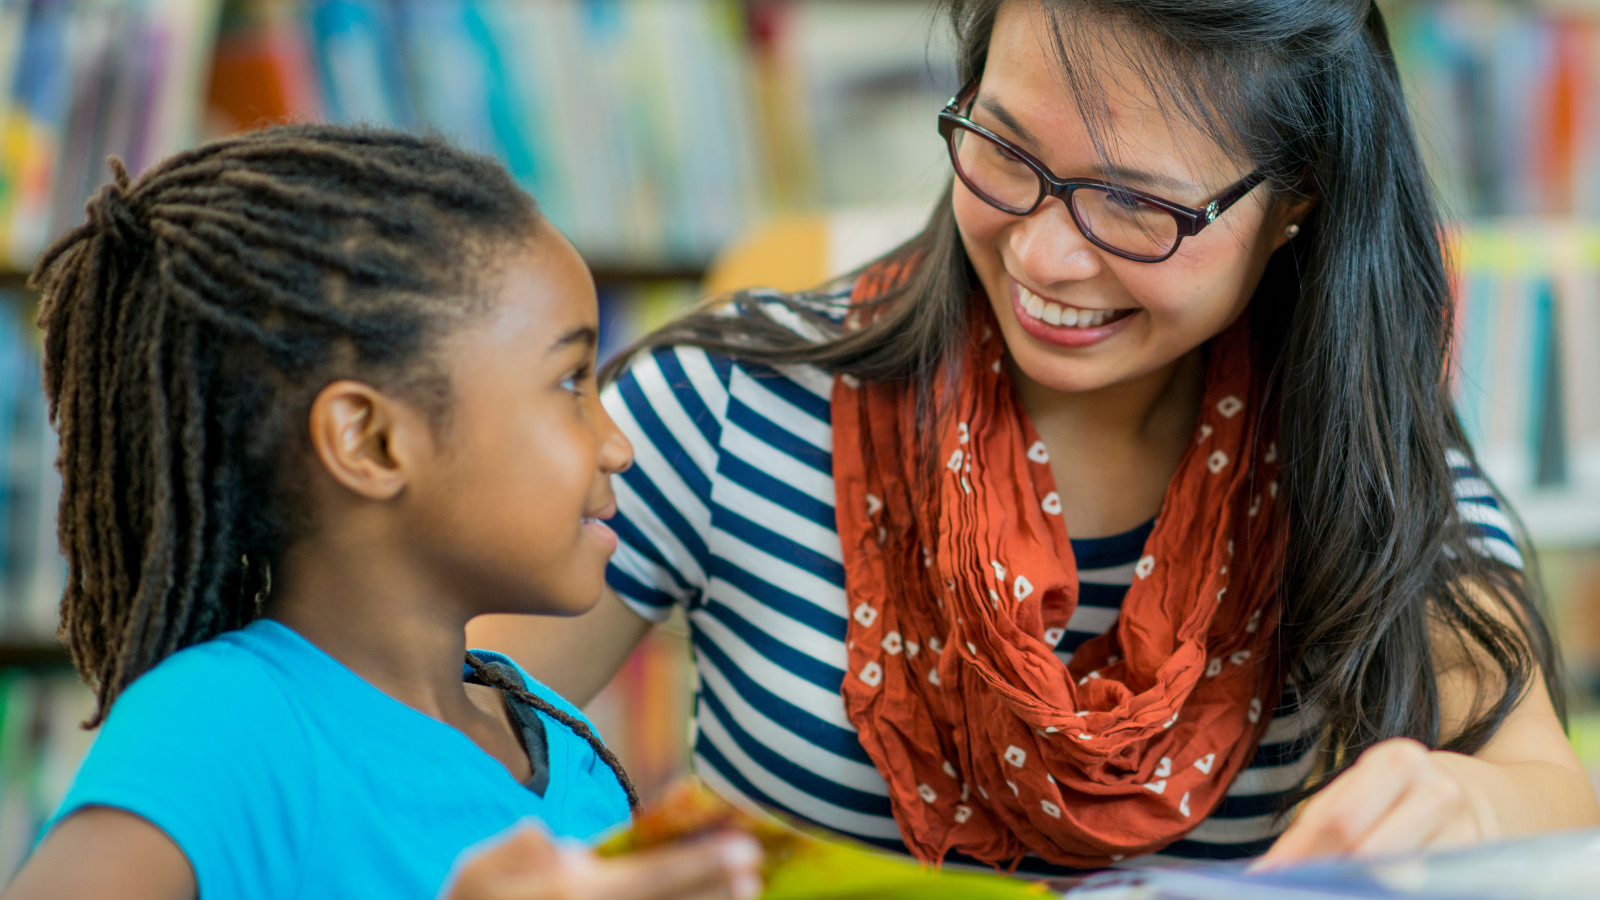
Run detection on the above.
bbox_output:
[0,667,94,881]
[0,0,222,271]
[0,294,61,639]
[1447,222,1600,501]
[1391,0,1600,221]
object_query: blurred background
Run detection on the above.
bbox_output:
[0,0,1598,878]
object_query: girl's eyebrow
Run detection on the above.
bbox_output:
[976,94,1199,196]
[547,325,598,355]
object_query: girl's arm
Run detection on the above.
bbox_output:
[1257,586,1600,867]
[468,586,653,707]
[7,808,761,900]
[3,808,196,900]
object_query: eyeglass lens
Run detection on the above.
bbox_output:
[949,126,1181,259]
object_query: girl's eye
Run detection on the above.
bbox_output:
[561,365,591,395]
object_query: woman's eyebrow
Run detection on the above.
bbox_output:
[1094,163,1199,197]
[976,95,1200,197]
[547,325,597,355]
[977,95,1043,148]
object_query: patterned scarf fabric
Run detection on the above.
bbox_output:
[832,268,1286,868]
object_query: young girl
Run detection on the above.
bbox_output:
[3,126,761,900]
[471,0,1600,877]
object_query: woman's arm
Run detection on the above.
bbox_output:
[468,586,654,707]
[1257,586,1600,867]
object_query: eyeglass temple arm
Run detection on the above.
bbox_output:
[1194,171,1268,230]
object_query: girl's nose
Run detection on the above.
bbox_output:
[595,401,634,476]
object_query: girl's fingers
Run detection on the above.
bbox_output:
[447,825,562,893]
[444,828,760,900]
[596,834,763,900]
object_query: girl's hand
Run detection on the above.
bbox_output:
[443,824,763,900]
[1254,738,1495,870]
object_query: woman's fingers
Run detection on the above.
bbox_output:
[1255,739,1435,869]
[1347,758,1473,858]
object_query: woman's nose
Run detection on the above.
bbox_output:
[1009,196,1106,285]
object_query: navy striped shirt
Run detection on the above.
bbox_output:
[601,289,1523,874]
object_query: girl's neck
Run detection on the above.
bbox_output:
[266,532,477,723]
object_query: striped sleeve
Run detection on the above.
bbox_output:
[1447,449,1524,570]
[602,346,732,622]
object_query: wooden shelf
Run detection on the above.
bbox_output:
[1,264,701,289]
[0,640,71,668]
[589,263,707,284]
[0,268,30,292]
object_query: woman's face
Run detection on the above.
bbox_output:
[954,2,1302,395]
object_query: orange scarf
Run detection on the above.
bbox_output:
[833,269,1285,868]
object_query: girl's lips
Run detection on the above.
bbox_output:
[1010,281,1140,348]
[582,517,618,554]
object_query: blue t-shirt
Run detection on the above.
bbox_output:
[48,619,632,899]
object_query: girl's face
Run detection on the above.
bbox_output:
[955,2,1302,395]
[405,229,633,618]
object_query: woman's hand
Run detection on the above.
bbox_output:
[1254,738,1494,870]
[443,824,763,900]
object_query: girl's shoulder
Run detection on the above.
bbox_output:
[89,620,307,744]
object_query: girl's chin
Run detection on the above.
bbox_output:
[582,517,619,554]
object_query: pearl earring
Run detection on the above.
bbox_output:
[1285,223,1301,239]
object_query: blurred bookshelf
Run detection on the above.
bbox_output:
[1,0,1599,877]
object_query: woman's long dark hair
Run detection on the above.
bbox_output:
[605,0,1561,799]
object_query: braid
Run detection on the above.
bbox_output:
[31,125,539,726]
[465,653,642,816]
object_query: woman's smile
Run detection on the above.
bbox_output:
[1010,279,1140,348]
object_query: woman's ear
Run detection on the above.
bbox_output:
[307,380,426,501]
[1267,176,1318,249]
[1269,189,1319,252]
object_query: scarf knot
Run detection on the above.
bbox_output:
[832,268,1285,868]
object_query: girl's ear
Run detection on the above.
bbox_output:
[307,380,424,500]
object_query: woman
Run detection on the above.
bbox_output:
[472,0,1598,874]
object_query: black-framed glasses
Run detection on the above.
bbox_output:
[939,80,1266,263]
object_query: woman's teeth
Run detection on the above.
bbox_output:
[1019,285,1124,328]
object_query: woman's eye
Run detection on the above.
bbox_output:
[1106,190,1144,211]
[985,141,1026,167]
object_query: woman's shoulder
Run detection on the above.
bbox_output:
[1445,448,1524,569]
[602,282,849,444]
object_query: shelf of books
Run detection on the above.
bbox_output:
[2,0,1600,876]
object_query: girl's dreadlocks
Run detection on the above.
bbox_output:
[466,653,641,813]
[31,125,635,807]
